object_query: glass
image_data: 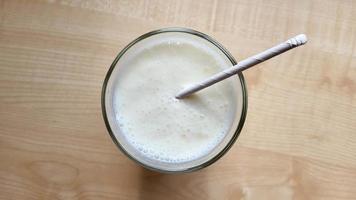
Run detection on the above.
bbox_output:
[101,28,248,173]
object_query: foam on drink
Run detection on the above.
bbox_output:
[112,35,237,164]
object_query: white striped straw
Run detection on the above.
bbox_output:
[176,34,308,99]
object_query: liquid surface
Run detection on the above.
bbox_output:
[113,36,236,163]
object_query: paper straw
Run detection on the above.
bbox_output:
[175,34,308,99]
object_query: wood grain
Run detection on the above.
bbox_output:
[0,0,356,199]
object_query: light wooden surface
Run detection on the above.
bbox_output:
[1,0,356,199]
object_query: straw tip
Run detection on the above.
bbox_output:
[175,87,192,99]
[296,34,308,45]
[175,95,183,99]
[175,92,185,99]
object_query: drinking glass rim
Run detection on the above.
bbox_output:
[101,27,248,173]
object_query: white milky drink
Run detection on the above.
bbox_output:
[103,29,247,172]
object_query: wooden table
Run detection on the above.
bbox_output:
[1,0,355,199]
